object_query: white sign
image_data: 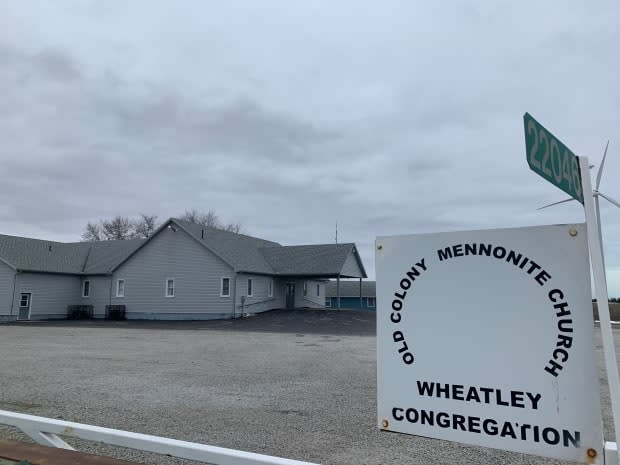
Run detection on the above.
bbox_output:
[376,224,603,463]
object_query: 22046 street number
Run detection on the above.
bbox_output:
[524,113,583,204]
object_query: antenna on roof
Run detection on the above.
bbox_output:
[335,221,338,244]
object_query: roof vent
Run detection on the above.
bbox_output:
[48,244,52,252]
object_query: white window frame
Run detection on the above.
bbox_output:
[82,280,90,298]
[247,278,253,297]
[325,298,332,308]
[367,297,376,308]
[19,293,30,308]
[268,279,273,298]
[221,277,231,297]
[165,278,175,298]
[303,281,308,297]
[116,279,125,298]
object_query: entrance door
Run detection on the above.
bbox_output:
[18,293,31,320]
[285,283,295,309]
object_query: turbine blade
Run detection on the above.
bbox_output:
[596,140,610,189]
[598,192,620,209]
[537,198,574,210]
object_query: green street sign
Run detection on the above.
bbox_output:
[523,112,583,203]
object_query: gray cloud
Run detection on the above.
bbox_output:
[0,1,619,294]
[34,49,81,81]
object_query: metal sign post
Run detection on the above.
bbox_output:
[578,155,620,464]
[523,112,620,462]
[373,113,619,464]
[523,113,620,462]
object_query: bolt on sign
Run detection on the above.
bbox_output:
[376,224,603,463]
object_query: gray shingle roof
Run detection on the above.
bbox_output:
[0,218,366,278]
[260,243,360,277]
[326,280,376,297]
[172,220,366,277]
[0,233,145,275]
[0,234,87,273]
[80,239,146,273]
[172,219,280,274]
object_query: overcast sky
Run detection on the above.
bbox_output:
[1,1,620,295]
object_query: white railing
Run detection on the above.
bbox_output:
[0,409,321,465]
[3,408,618,465]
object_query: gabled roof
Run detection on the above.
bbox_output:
[326,280,376,297]
[112,219,366,277]
[261,243,366,277]
[0,234,86,273]
[80,239,146,273]
[0,233,144,274]
[173,219,280,274]
[0,218,367,279]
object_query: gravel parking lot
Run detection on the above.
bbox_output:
[0,310,617,465]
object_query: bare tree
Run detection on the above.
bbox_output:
[203,210,220,228]
[180,209,217,227]
[179,209,201,225]
[179,209,242,233]
[222,222,241,233]
[81,210,240,241]
[81,221,102,241]
[102,216,132,240]
[132,213,158,239]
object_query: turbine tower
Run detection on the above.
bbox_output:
[539,141,619,279]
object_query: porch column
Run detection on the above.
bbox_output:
[336,275,341,310]
[359,277,362,309]
[232,273,238,319]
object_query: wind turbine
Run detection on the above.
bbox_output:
[594,141,620,210]
[539,141,619,280]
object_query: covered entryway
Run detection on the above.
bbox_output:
[266,243,368,310]
[285,283,296,309]
[18,293,31,320]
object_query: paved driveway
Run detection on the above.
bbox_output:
[0,310,616,465]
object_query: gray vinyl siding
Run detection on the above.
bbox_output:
[13,272,80,320]
[340,251,364,278]
[314,281,326,306]
[235,274,282,315]
[283,279,325,309]
[296,279,325,308]
[273,279,286,310]
[0,261,16,319]
[111,227,235,319]
[80,276,112,318]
